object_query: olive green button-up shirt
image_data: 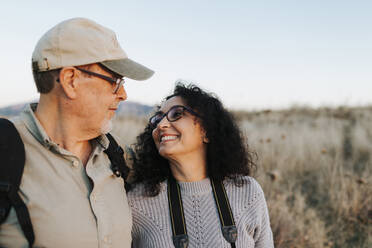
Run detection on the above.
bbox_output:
[0,104,132,248]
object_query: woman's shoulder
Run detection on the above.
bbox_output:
[224,176,266,206]
[127,181,167,203]
[126,182,147,198]
[127,181,170,232]
[224,175,263,190]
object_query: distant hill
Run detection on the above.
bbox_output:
[116,101,154,117]
[0,102,29,117]
[0,101,154,118]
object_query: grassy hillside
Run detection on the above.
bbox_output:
[112,106,372,248]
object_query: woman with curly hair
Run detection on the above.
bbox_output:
[127,83,273,248]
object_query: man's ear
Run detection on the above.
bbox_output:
[59,67,79,99]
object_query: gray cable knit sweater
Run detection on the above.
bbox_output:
[128,176,274,248]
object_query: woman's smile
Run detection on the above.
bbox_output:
[160,134,179,143]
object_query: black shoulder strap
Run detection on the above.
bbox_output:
[167,176,237,248]
[104,133,130,184]
[167,176,189,248]
[210,178,238,247]
[0,118,35,248]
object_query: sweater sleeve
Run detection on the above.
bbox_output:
[252,179,274,248]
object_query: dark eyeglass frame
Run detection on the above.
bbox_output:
[149,105,200,128]
[75,67,125,94]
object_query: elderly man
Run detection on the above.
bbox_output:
[0,18,153,248]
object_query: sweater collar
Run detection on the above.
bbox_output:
[177,177,211,195]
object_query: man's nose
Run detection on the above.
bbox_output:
[116,85,127,101]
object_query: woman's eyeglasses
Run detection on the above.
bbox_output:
[149,105,200,128]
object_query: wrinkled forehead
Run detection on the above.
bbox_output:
[158,96,186,112]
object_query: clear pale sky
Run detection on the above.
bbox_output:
[0,0,371,110]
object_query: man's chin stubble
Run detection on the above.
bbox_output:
[100,118,113,134]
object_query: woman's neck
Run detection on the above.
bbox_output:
[168,153,207,182]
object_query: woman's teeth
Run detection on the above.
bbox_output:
[161,136,178,142]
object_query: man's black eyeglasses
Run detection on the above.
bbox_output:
[149,105,200,128]
[75,67,125,94]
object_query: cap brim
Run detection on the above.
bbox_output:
[101,58,154,80]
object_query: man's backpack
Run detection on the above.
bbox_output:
[0,118,130,248]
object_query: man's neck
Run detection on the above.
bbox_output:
[35,98,95,166]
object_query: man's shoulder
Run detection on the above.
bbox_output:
[7,115,39,146]
[6,105,35,137]
[0,116,28,140]
[1,115,22,127]
[8,116,24,129]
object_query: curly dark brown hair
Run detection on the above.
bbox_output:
[129,83,256,196]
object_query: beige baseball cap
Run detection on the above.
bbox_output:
[32,17,154,80]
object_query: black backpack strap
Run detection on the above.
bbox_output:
[104,133,130,184]
[0,118,35,247]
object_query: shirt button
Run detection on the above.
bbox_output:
[91,193,97,202]
[104,235,112,244]
[72,160,79,168]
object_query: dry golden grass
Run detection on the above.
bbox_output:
[112,106,372,248]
